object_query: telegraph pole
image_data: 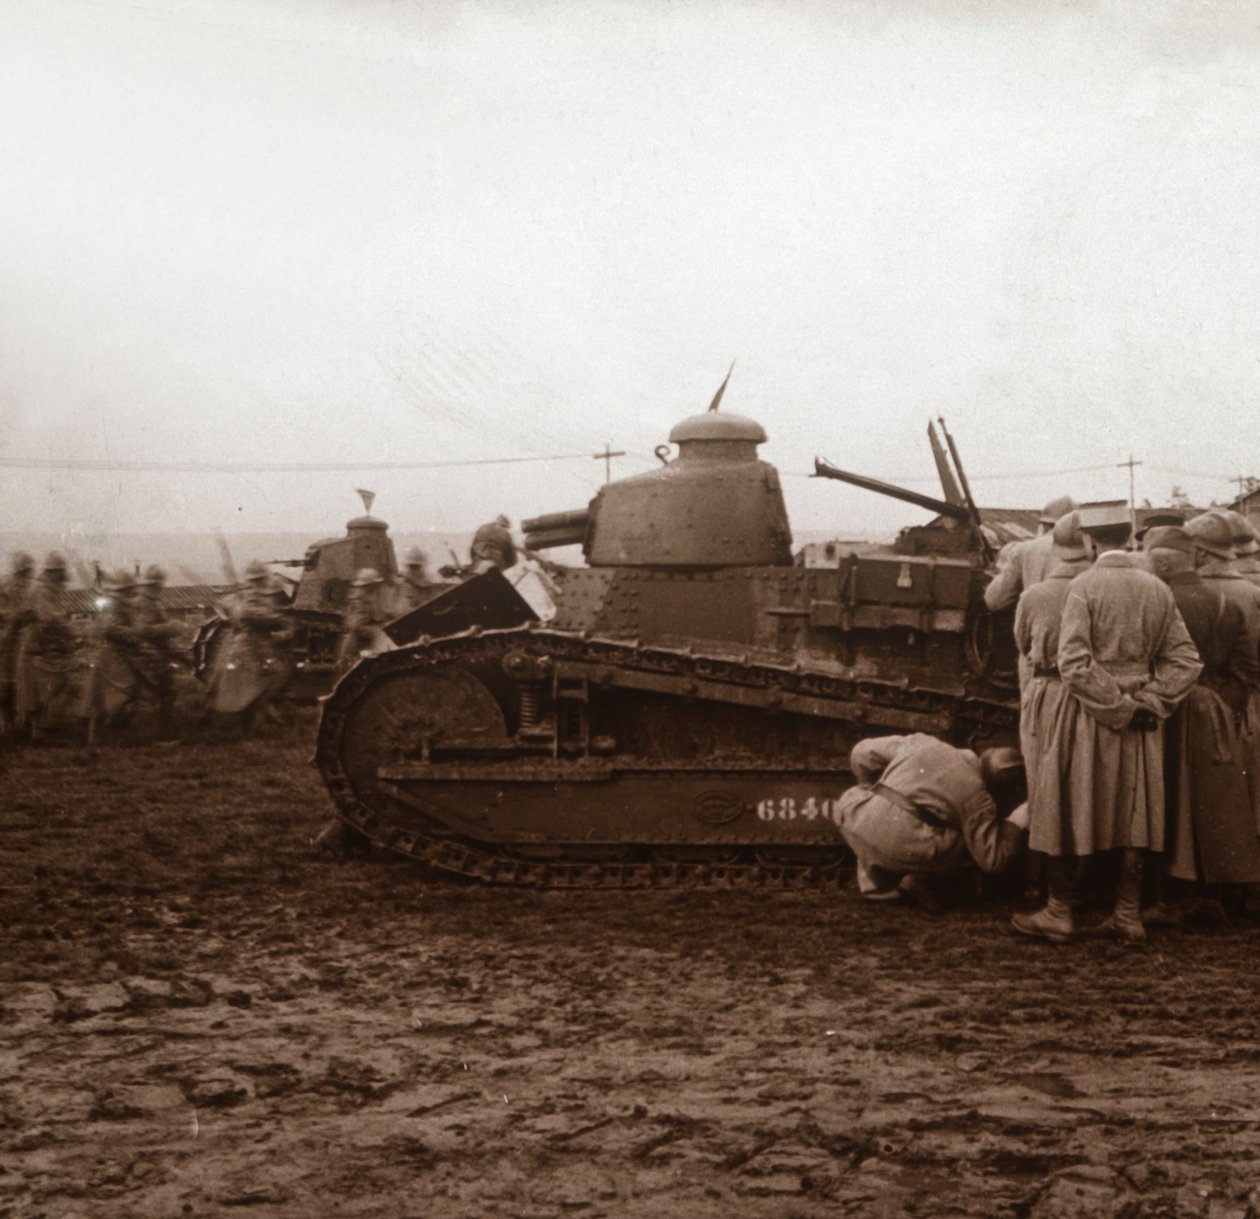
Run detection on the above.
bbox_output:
[1117,455,1142,537]
[593,442,625,484]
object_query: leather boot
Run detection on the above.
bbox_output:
[1099,850,1146,943]
[1011,856,1076,943]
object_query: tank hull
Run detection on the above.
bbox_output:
[315,625,1017,887]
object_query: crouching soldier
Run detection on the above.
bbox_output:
[835,734,1029,907]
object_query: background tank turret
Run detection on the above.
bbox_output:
[317,395,1020,888]
[290,513,398,614]
[194,505,404,701]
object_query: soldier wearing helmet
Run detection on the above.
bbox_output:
[1185,510,1260,831]
[200,560,294,736]
[1014,518,1200,944]
[1011,510,1093,863]
[983,495,1076,612]
[81,569,148,742]
[1223,510,1260,586]
[470,515,517,573]
[0,552,38,733]
[335,567,393,675]
[12,554,80,738]
[1139,524,1260,924]
[396,546,444,614]
[134,563,182,742]
[833,734,1030,908]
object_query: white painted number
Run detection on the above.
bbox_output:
[756,797,842,824]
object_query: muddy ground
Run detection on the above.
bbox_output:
[4,724,1260,1219]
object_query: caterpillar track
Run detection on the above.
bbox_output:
[315,626,1018,889]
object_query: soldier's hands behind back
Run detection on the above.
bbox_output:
[1129,708,1160,732]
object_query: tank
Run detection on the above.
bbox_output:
[315,405,1020,888]
[194,508,411,701]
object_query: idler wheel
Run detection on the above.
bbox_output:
[340,666,508,796]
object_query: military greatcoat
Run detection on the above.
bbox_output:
[983,532,1056,612]
[1033,552,1201,857]
[1160,571,1260,883]
[1013,554,1090,839]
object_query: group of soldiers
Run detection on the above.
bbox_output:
[0,529,506,745]
[835,497,1260,943]
[0,554,181,743]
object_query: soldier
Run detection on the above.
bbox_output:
[395,547,443,615]
[14,553,80,738]
[470,515,517,573]
[1013,510,1092,907]
[1184,511,1260,829]
[1013,510,1201,944]
[335,567,392,675]
[835,735,1029,907]
[135,564,182,743]
[201,562,293,735]
[0,552,37,733]
[1224,511,1260,586]
[81,569,148,742]
[983,495,1076,611]
[1143,525,1260,922]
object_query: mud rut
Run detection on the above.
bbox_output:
[4,729,1260,1218]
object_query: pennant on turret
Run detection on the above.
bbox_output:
[706,361,736,413]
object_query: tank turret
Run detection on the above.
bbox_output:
[582,412,792,568]
[291,514,398,612]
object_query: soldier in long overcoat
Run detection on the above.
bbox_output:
[983,495,1076,611]
[134,564,183,742]
[1014,521,1201,944]
[81,569,150,741]
[202,562,293,734]
[0,552,36,733]
[14,553,81,737]
[1143,526,1260,918]
[1185,511,1260,832]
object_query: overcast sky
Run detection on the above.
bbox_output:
[2,0,1259,549]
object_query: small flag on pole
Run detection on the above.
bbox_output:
[357,488,376,515]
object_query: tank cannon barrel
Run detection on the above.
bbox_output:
[812,457,971,523]
[522,508,590,551]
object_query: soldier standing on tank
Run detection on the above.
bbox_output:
[135,564,182,743]
[14,553,80,739]
[469,515,517,573]
[1142,525,1260,925]
[1012,510,1201,944]
[983,495,1076,612]
[0,552,37,735]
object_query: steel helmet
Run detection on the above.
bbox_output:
[1184,511,1235,559]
